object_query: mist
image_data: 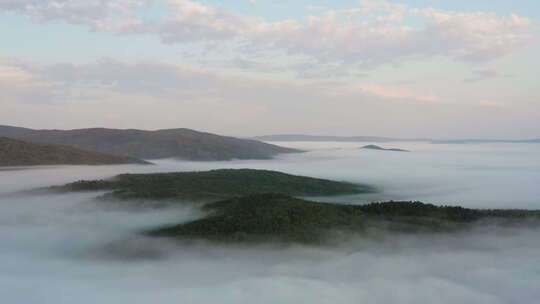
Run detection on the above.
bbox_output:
[1,142,539,303]
[151,141,540,209]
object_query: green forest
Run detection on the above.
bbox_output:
[52,169,540,245]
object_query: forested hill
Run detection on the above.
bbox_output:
[0,125,301,161]
[49,169,540,244]
[0,137,150,166]
[53,169,372,201]
[149,194,540,244]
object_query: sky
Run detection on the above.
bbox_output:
[0,0,539,139]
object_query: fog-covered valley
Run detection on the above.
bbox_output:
[1,142,539,303]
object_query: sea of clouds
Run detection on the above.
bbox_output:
[1,142,539,303]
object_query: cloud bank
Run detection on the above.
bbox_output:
[1,153,540,304]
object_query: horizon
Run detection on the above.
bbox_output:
[1,124,539,141]
[1,0,539,138]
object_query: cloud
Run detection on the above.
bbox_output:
[479,99,507,108]
[411,9,534,61]
[0,0,535,76]
[38,59,222,96]
[306,6,326,12]
[463,69,514,84]
[2,58,445,105]
[0,61,56,104]
[359,84,442,103]
[2,57,538,137]
[464,69,501,83]
[230,58,287,73]
[1,158,540,304]
[0,0,150,31]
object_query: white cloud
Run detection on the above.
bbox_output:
[0,0,535,77]
[464,69,501,83]
[0,62,56,104]
[2,58,447,105]
[411,9,534,61]
[359,84,442,103]
[479,99,507,108]
[38,59,222,96]
[306,5,326,12]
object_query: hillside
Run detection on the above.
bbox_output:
[53,169,372,201]
[0,137,150,166]
[50,169,540,244]
[148,194,540,244]
[0,125,301,161]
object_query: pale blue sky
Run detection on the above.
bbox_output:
[220,0,540,19]
[0,0,538,138]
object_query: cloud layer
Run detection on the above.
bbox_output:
[1,152,540,304]
[1,0,535,75]
[1,57,538,138]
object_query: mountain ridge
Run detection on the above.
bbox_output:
[0,125,301,161]
[252,134,540,144]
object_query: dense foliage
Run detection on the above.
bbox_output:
[148,194,540,244]
[55,169,372,201]
[52,168,540,245]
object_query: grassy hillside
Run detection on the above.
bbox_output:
[54,169,372,201]
[0,125,301,161]
[0,137,150,166]
[149,194,540,244]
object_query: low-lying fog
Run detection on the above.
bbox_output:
[1,142,539,303]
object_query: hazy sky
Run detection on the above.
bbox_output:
[1,0,539,138]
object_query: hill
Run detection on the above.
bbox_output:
[253,134,540,144]
[0,137,150,166]
[50,169,540,244]
[252,134,407,142]
[53,169,372,201]
[148,194,540,244]
[0,125,301,161]
[361,145,410,152]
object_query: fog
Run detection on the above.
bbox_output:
[153,141,540,209]
[1,142,539,303]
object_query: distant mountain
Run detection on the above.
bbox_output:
[0,137,150,166]
[431,139,540,144]
[253,134,425,142]
[253,134,540,144]
[361,145,410,152]
[0,125,301,161]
